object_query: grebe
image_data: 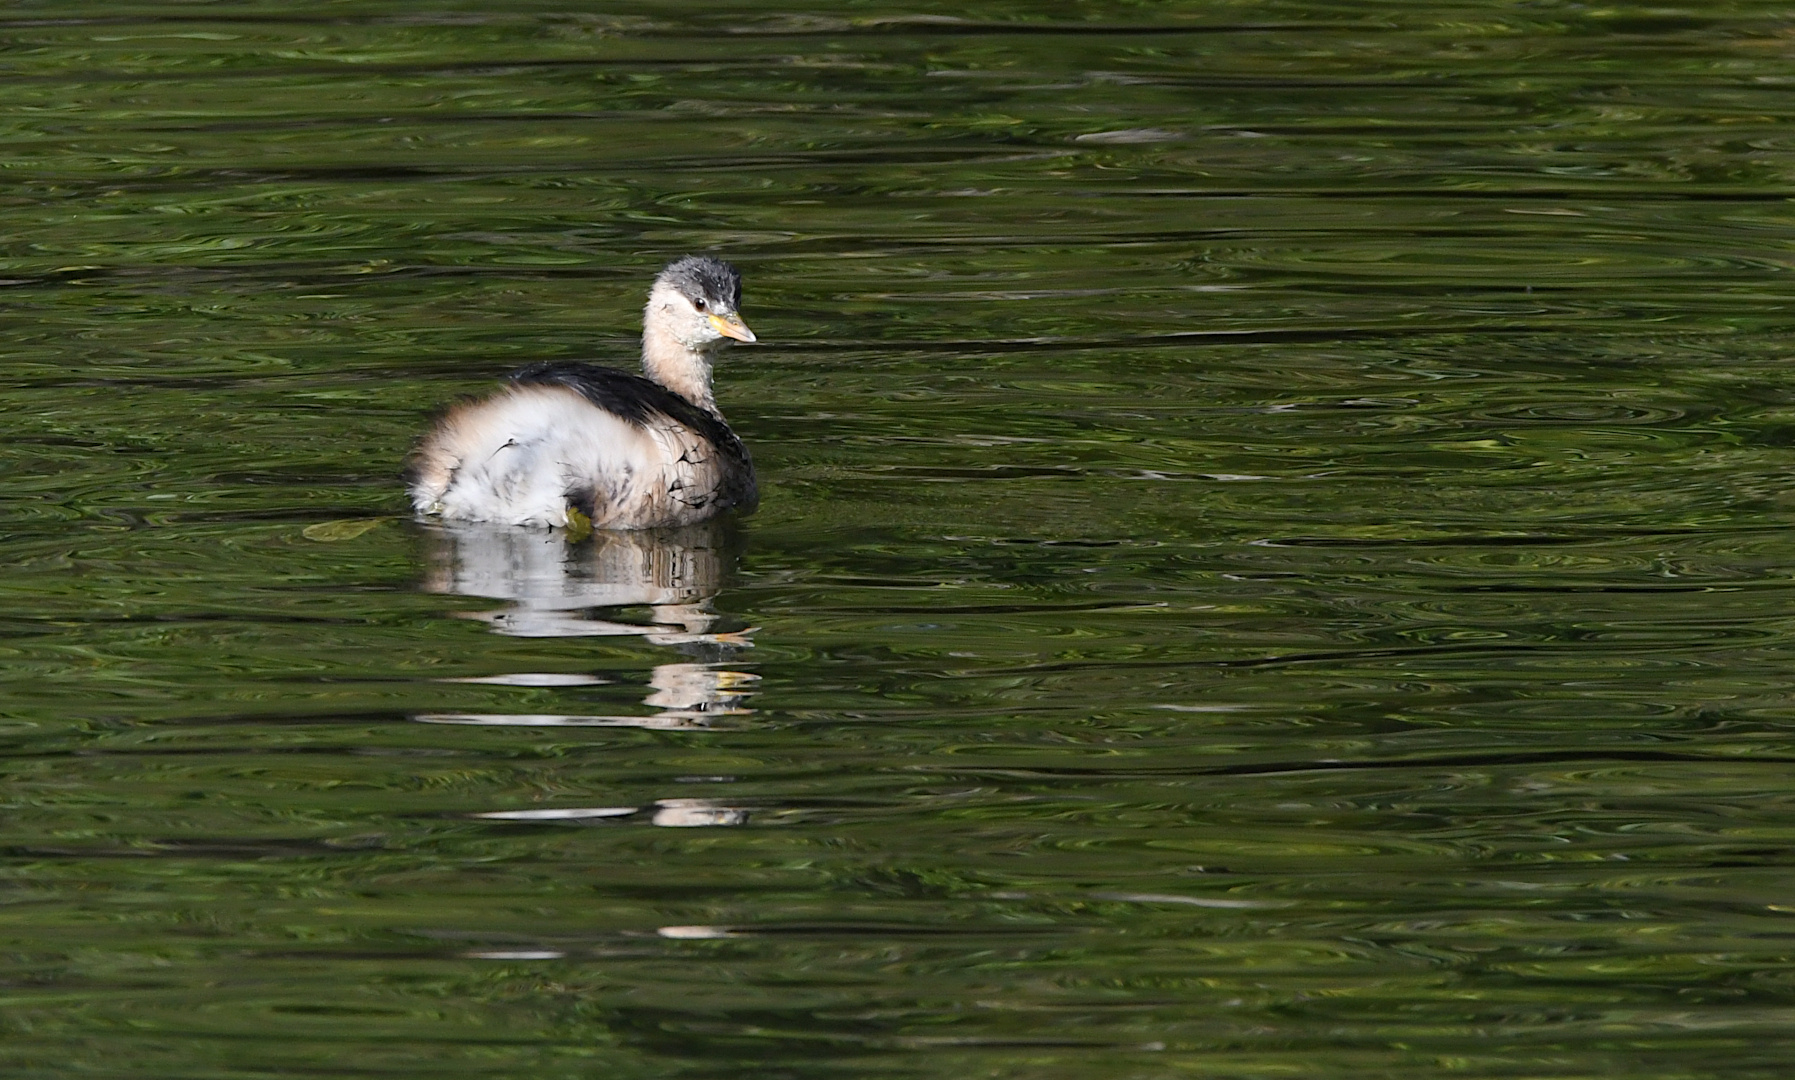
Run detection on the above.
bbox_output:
[407,256,758,530]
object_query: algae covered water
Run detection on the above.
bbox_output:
[5,3,1795,1076]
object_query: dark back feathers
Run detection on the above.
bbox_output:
[509,360,756,511]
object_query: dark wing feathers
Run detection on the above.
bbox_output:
[511,361,671,426]
[508,361,757,513]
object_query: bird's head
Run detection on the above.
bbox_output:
[645,255,756,351]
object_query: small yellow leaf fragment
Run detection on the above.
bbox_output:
[562,506,594,543]
[303,518,388,542]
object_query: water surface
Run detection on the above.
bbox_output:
[5,3,1795,1077]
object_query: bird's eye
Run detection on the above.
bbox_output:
[693,297,707,311]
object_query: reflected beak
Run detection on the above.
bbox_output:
[709,312,757,343]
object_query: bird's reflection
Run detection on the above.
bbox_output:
[419,521,755,728]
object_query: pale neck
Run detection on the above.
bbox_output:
[641,319,719,414]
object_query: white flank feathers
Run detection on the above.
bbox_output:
[409,384,723,529]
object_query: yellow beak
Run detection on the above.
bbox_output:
[709,312,757,343]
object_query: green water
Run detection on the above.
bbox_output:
[5,2,1795,1076]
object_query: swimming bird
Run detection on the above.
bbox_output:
[407,256,758,530]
